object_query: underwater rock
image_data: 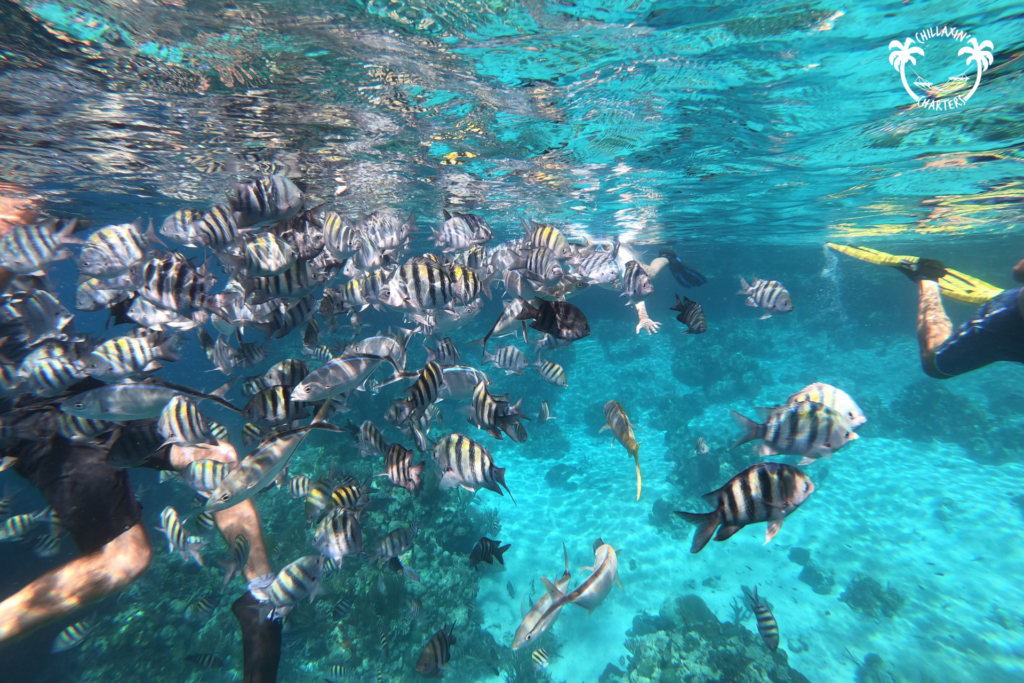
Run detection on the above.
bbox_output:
[853,653,905,683]
[788,547,811,566]
[624,594,810,683]
[798,562,835,595]
[670,340,773,404]
[545,463,581,490]
[518,422,570,460]
[839,576,905,619]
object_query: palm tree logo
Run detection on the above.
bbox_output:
[957,37,995,102]
[889,38,925,102]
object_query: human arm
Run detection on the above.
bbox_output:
[635,301,661,335]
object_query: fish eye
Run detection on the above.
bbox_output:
[74,402,84,409]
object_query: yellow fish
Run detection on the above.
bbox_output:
[600,400,642,501]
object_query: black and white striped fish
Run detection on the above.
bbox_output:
[79,219,158,278]
[160,208,203,246]
[538,400,554,424]
[322,211,360,260]
[416,624,457,678]
[303,344,334,363]
[742,585,780,651]
[52,619,92,653]
[184,594,218,621]
[674,462,815,553]
[222,533,251,587]
[374,525,417,562]
[192,204,244,249]
[313,507,363,562]
[157,506,205,565]
[242,386,310,427]
[158,394,217,447]
[228,175,305,228]
[524,219,572,259]
[244,260,322,305]
[86,334,180,380]
[731,401,858,463]
[469,537,510,569]
[447,263,486,303]
[263,358,309,388]
[532,647,551,671]
[423,336,461,367]
[381,263,456,312]
[376,443,425,494]
[521,246,564,283]
[433,211,492,252]
[533,355,567,386]
[621,260,653,304]
[130,252,219,317]
[56,414,115,442]
[390,361,445,424]
[0,218,82,274]
[250,555,324,620]
[20,355,87,397]
[181,459,228,493]
[184,654,224,669]
[432,433,516,504]
[287,474,312,498]
[483,344,529,375]
[224,233,297,277]
[241,422,262,447]
[738,277,794,319]
[360,209,415,254]
[670,294,706,334]
[357,420,388,458]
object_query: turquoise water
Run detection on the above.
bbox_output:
[0,1,1022,682]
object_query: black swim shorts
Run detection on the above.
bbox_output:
[14,436,143,555]
[933,287,1024,378]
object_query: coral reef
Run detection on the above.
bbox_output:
[670,339,774,404]
[601,594,810,683]
[839,576,905,619]
[798,563,835,595]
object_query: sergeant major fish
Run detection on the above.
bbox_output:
[738,277,793,319]
[674,462,815,553]
[742,585,780,651]
[731,401,858,464]
[669,294,707,334]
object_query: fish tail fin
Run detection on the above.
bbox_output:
[674,509,720,554]
[729,410,763,448]
[480,269,496,300]
[669,294,684,312]
[494,544,511,565]
[737,276,751,295]
[156,336,182,363]
[514,297,538,321]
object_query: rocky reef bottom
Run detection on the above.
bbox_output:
[599,594,810,683]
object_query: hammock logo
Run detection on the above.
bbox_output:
[888,26,994,110]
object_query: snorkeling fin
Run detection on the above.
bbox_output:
[826,243,1004,305]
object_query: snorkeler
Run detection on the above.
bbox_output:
[0,189,281,681]
[897,258,1024,378]
[828,243,1024,378]
[0,415,284,682]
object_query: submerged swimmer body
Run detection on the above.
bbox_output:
[899,258,1024,378]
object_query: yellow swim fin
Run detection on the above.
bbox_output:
[826,242,1004,305]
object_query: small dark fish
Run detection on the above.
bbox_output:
[416,623,456,678]
[184,653,224,669]
[658,248,707,288]
[669,294,707,334]
[743,585,780,651]
[184,594,218,621]
[507,581,516,599]
[515,296,589,341]
[332,597,353,621]
[674,463,815,553]
[407,597,422,618]
[470,537,511,569]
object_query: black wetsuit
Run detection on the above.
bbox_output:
[933,287,1024,377]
